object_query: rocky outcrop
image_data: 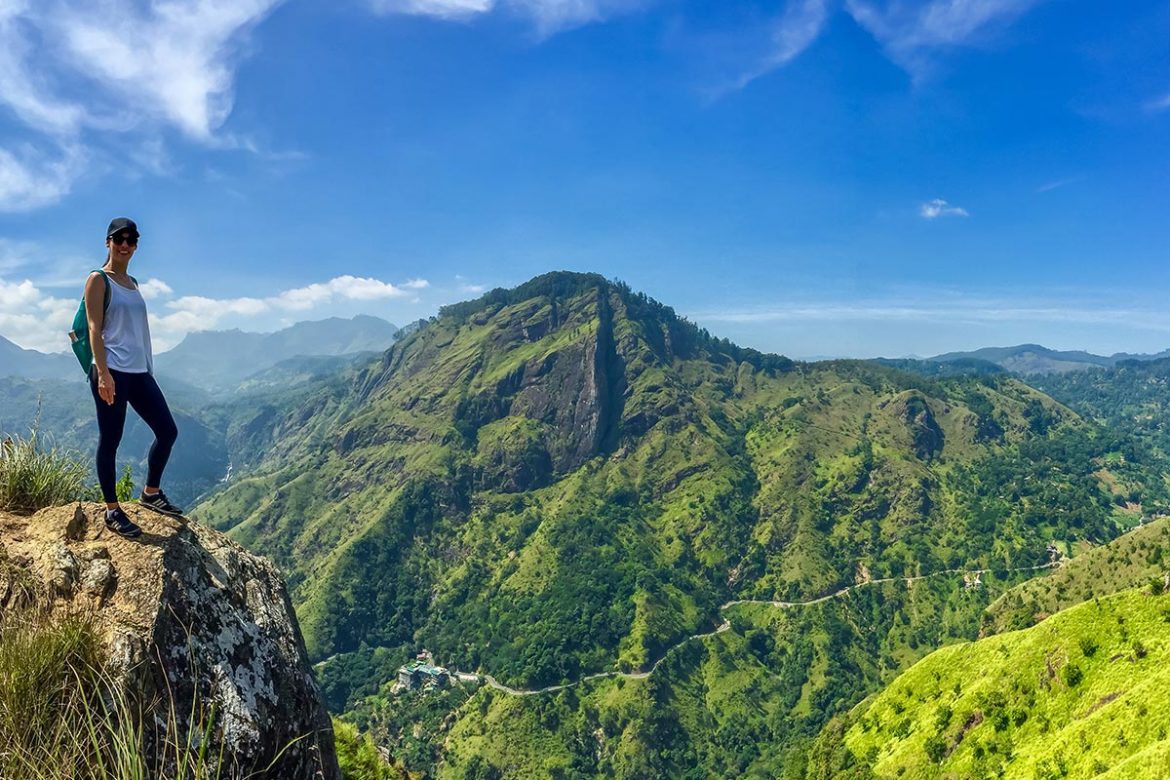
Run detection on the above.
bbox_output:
[0,504,340,780]
[884,391,945,461]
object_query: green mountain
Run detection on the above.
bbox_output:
[814,585,1170,780]
[1031,357,1170,455]
[192,272,1170,777]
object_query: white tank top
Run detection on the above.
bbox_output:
[100,275,154,374]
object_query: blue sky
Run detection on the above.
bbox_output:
[0,0,1167,359]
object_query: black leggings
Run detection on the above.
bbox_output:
[90,369,178,503]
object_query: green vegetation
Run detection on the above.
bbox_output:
[837,587,1170,779]
[189,273,1170,775]
[0,429,90,512]
[1034,357,1170,456]
[987,517,1170,632]
[0,604,243,779]
[334,718,407,779]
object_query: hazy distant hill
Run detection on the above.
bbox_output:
[0,335,79,380]
[930,344,1170,375]
[191,271,1170,777]
[154,314,397,392]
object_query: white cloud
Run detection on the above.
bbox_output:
[919,198,969,219]
[0,0,284,210]
[0,143,87,212]
[0,276,76,352]
[690,295,1170,333]
[0,3,85,135]
[735,0,831,90]
[137,279,174,300]
[274,275,416,310]
[725,0,1047,90]
[371,0,494,19]
[53,0,283,141]
[0,272,427,353]
[371,0,650,34]
[845,0,1045,77]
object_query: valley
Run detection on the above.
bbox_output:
[6,273,1170,778]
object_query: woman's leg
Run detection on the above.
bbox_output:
[90,369,129,506]
[124,372,178,491]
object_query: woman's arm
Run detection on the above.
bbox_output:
[84,272,115,405]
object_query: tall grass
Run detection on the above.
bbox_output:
[0,603,295,779]
[0,429,90,513]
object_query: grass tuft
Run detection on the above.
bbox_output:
[0,429,91,513]
[0,604,306,779]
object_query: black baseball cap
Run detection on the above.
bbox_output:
[106,217,139,238]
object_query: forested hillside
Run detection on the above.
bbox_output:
[193,272,1170,777]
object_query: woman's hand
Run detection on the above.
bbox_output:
[97,368,115,405]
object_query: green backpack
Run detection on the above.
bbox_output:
[68,269,136,375]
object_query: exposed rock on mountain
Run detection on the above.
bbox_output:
[0,504,339,780]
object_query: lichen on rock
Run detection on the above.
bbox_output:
[0,503,340,780]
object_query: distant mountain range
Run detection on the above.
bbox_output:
[0,335,80,380]
[155,314,398,392]
[927,343,1170,374]
[0,315,399,392]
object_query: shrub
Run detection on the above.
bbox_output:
[334,718,403,779]
[0,430,90,513]
[923,734,947,763]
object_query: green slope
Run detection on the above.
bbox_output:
[986,518,1170,633]
[192,272,1170,777]
[832,587,1170,780]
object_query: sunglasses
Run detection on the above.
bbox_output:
[110,232,139,246]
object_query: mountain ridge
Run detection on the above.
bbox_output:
[190,271,1170,776]
[929,343,1170,375]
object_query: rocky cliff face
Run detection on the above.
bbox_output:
[0,504,339,780]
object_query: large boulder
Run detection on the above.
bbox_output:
[0,503,340,780]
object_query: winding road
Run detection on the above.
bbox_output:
[458,560,1062,697]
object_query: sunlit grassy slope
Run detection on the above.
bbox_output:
[839,587,1170,780]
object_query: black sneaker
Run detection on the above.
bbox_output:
[140,490,184,517]
[105,508,142,539]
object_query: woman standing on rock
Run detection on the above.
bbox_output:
[84,217,182,538]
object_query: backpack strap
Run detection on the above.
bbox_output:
[90,269,112,313]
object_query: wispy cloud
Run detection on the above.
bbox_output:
[1145,91,1170,112]
[370,0,652,35]
[690,295,1170,333]
[371,0,494,20]
[0,0,284,211]
[730,0,1047,90]
[919,198,969,219]
[0,142,88,212]
[732,0,831,91]
[1036,176,1080,194]
[845,0,1046,78]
